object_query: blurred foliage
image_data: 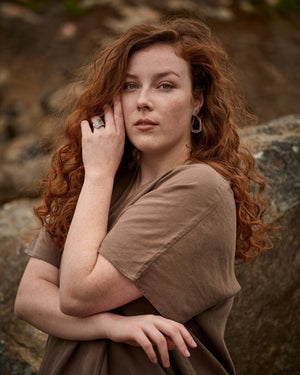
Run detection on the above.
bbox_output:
[6,0,300,22]
[277,0,300,15]
[7,0,85,18]
[15,0,50,11]
[61,0,85,19]
[248,0,300,14]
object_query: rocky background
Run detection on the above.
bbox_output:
[0,0,299,374]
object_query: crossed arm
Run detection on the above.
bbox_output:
[15,99,197,367]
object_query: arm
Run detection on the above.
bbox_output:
[15,258,197,368]
[59,96,142,317]
[14,257,111,340]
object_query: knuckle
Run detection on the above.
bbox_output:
[158,337,166,345]
[169,326,178,336]
[144,342,152,351]
[175,322,184,330]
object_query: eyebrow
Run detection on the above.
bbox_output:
[125,70,180,79]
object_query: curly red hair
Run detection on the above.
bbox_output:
[35,18,274,262]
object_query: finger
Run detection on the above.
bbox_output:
[147,331,170,368]
[113,94,124,132]
[103,104,115,130]
[165,329,190,358]
[134,333,158,364]
[156,317,197,348]
[81,120,92,136]
[166,337,175,351]
[177,324,197,349]
[156,321,193,358]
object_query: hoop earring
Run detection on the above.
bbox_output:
[191,113,202,133]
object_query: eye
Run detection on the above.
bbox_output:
[158,83,174,90]
[124,82,137,90]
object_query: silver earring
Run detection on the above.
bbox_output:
[191,113,202,133]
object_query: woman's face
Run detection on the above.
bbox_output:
[121,43,202,160]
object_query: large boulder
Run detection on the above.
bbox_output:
[0,114,299,374]
[0,199,47,375]
[226,114,300,374]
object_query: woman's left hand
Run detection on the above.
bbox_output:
[103,313,197,368]
[80,94,125,181]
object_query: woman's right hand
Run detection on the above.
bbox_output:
[80,94,125,182]
[104,313,197,368]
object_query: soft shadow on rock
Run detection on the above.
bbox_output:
[0,115,299,374]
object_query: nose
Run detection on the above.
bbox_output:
[137,87,153,111]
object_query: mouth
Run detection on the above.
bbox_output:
[134,119,158,126]
[134,119,158,131]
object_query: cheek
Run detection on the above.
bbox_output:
[121,96,131,123]
[167,96,194,121]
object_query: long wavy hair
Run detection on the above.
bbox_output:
[35,18,274,262]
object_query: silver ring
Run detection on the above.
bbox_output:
[92,118,105,129]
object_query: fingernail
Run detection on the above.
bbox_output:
[164,361,170,367]
[185,349,191,357]
[191,340,197,348]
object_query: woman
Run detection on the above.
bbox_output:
[15,18,273,374]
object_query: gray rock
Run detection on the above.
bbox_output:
[0,199,47,375]
[0,155,51,204]
[226,114,300,374]
[0,115,299,374]
[241,114,300,218]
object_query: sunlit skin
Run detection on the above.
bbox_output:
[121,43,203,183]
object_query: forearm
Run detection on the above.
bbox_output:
[60,175,114,304]
[59,99,126,313]
[15,277,111,341]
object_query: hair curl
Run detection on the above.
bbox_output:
[35,18,275,262]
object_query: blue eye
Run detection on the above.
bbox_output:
[124,82,137,90]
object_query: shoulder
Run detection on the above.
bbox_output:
[157,163,232,199]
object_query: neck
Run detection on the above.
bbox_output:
[137,148,190,187]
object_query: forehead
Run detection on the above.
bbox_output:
[126,43,190,77]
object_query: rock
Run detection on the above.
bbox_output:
[0,100,43,138]
[239,0,255,13]
[0,115,9,142]
[225,114,300,375]
[0,134,46,162]
[0,66,10,87]
[0,115,299,374]
[0,119,59,204]
[241,114,300,218]
[0,199,47,375]
[40,83,83,115]
[104,5,160,33]
[0,3,42,25]
[0,155,51,204]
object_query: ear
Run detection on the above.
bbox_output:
[193,92,204,114]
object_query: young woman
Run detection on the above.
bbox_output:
[15,18,273,374]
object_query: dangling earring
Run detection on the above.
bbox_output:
[191,112,202,133]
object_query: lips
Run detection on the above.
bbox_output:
[134,119,157,126]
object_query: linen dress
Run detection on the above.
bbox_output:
[25,163,241,375]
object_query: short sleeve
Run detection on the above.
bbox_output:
[25,228,61,268]
[99,164,241,322]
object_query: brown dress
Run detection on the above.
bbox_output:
[25,163,241,375]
